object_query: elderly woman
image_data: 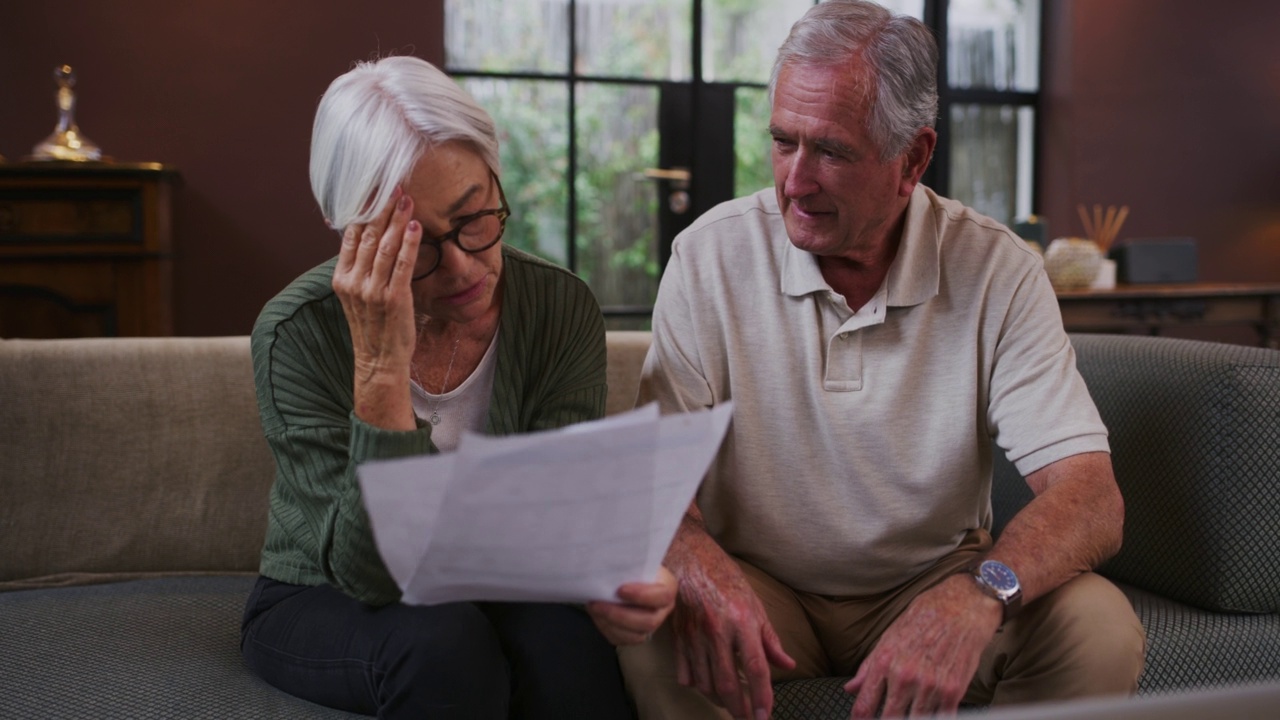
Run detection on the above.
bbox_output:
[240,55,674,719]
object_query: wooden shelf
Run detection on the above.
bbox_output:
[1056,282,1280,349]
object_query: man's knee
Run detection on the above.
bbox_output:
[993,573,1145,702]
[1047,573,1146,691]
[618,622,732,720]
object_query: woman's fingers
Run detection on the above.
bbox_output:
[329,186,420,370]
[616,580,676,610]
[585,602,653,646]
[587,598,667,641]
[371,192,416,288]
[395,218,423,285]
[335,225,359,277]
[345,186,403,289]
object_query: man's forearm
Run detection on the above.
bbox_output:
[989,451,1124,605]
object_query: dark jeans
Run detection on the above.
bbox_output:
[240,576,635,720]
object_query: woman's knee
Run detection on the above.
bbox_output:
[482,603,633,719]
[376,602,511,716]
[484,603,617,670]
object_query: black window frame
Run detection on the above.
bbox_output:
[443,0,1044,322]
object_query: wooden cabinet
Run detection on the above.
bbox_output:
[0,162,178,338]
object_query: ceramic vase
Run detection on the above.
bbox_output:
[1043,238,1103,291]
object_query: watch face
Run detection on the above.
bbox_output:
[979,560,1019,593]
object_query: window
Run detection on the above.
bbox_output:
[932,0,1041,226]
[445,0,1041,326]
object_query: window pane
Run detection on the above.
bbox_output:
[735,86,773,197]
[948,0,1040,91]
[703,0,814,84]
[948,104,1035,226]
[872,0,925,19]
[575,83,661,307]
[576,0,691,80]
[446,0,569,74]
[461,79,570,266]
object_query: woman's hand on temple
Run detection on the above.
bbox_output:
[331,187,423,429]
[586,566,678,646]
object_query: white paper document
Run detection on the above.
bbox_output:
[356,402,734,605]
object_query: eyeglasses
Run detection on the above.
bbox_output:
[413,172,511,280]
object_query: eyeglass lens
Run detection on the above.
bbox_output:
[417,212,504,276]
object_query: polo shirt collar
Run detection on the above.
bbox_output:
[780,185,940,308]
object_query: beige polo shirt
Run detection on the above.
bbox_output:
[640,185,1108,597]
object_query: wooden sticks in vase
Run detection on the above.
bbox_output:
[1077,203,1129,253]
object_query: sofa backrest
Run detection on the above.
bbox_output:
[605,330,651,416]
[0,332,656,590]
[993,333,1280,614]
[0,336,273,588]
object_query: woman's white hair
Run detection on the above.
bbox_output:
[310,55,501,231]
[769,0,938,162]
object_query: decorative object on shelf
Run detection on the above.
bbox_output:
[1090,257,1118,290]
[1012,214,1047,255]
[30,65,104,162]
[1111,237,1199,284]
[1043,237,1104,291]
[1076,202,1129,254]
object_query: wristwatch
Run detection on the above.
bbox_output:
[970,559,1023,623]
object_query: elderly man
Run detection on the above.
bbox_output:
[618,2,1145,718]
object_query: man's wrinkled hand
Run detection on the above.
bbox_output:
[843,574,999,718]
[672,560,795,720]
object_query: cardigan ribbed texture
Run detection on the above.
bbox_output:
[251,246,606,605]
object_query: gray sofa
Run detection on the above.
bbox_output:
[2,332,1277,719]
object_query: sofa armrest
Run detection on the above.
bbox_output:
[994,333,1280,613]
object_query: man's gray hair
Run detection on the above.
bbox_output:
[310,55,501,231]
[769,0,938,161]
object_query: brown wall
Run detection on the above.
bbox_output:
[0,0,444,336]
[3,1,1277,338]
[1041,0,1280,343]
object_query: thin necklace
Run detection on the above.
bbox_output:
[411,330,461,427]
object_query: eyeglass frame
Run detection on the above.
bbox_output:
[412,171,511,280]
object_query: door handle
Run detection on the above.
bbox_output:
[641,167,692,214]
[641,167,691,189]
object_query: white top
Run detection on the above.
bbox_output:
[640,185,1109,596]
[411,334,499,452]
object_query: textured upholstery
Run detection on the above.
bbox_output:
[605,330,653,417]
[1119,583,1280,694]
[3,332,1277,719]
[0,337,275,589]
[772,677,856,719]
[994,334,1280,613]
[992,333,1280,694]
[1074,334,1279,613]
[0,576,362,719]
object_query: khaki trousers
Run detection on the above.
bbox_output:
[619,530,1145,719]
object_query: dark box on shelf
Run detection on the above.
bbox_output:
[1110,237,1198,284]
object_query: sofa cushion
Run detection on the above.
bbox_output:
[993,334,1280,614]
[0,337,276,587]
[0,576,364,718]
[1118,582,1280,694]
